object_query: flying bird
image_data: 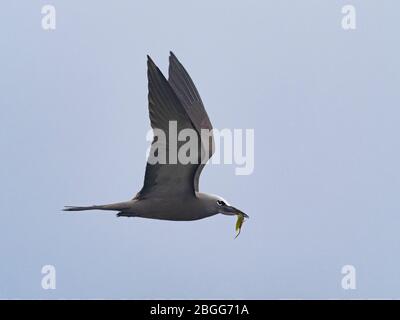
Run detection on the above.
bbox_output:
[64,52,248,236]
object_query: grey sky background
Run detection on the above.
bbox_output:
[0,1,399,299]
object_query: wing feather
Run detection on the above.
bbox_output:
[136,56,199,199]
[168,52,215,191]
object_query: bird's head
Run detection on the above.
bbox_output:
[212,196,249,238]
[215,199,248,219]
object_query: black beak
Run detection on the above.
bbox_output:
[227,206,249,218]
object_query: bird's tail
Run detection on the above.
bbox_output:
[63,201,132,212]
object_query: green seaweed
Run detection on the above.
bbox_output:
[235,214,245,239]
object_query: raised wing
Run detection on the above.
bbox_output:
[168,52,214,191]
[136,56,199,200]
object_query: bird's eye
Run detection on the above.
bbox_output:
[217,200,225,206]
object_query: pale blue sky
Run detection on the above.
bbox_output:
[0,1,399,299]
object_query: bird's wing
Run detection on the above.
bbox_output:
[136,56,200,199]
[168,52,215,192]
